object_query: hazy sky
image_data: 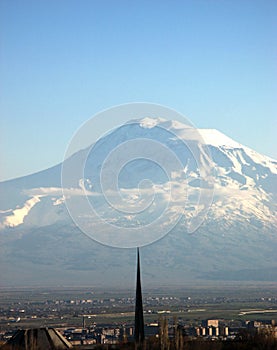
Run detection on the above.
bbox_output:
[1,0,276,181]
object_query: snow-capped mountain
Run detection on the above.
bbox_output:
[0,118,276,286]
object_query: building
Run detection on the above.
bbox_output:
[134,248,145,346]
[1,327,72,349]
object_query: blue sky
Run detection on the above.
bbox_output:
[1,0,276,181]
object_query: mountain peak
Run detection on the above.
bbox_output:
[198,129,242,148]
[129,117,192,131]
[128,118,244,149]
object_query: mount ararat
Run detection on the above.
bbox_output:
[0,118,276,287]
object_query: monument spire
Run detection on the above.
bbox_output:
[135,247,145,346]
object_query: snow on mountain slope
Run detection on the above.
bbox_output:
[1,196,42,228]
[199,129,242,148]
[0,118,276,231]
[0,118,276,285]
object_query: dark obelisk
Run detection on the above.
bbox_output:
[134,247,145,345]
